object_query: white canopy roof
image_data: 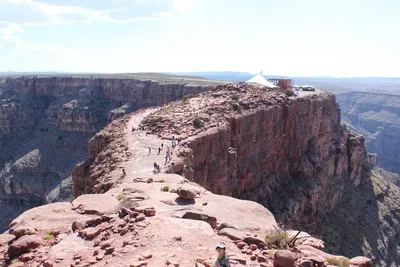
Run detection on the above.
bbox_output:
[246,71,278,88]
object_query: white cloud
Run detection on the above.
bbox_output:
[172,0,198,14]
[3,0,172,26]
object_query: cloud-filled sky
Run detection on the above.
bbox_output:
[0,0,399,77]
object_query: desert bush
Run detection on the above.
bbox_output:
[285,90,295,97]
[326,257,350,267]
[182,94,194,102]
[118,198,138,210]
[231,93,240,100]
[46,234,55,241]
[264,229,290,249]
[193,117,204,128]
[161,186,170,192]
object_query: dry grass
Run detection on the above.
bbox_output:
[264,229,290,249]
[326,257,350,267]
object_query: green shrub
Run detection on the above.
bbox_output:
[193,117,204,128]
[161,186,170,192]
[285,90,295,97]
[182,94,194,102]
[264,229,290,249]
[116,194,128,201]
[46,234,55,241]
[326,257,350,267]
[231,93,240,100]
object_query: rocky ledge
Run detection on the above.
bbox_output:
[0,174,372,267]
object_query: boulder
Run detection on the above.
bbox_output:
[218,228,246,240]
[176,185,199,200]
[9,227,36,238]
[72,194,119,215]
[273,250,296,267]
[350,256,373,267]
[8,235,43,258]
[181,211,217,228]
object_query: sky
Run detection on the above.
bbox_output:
[0,0,399,77]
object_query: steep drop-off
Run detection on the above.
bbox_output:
[337,91,400,173]
[0,75,216,232]
[323,166,400,266]
[138,83,370,231]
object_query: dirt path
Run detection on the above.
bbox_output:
[121,109,177,181]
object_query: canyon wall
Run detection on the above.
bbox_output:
[0,75,215,232]
[183,91,369,230]
[337,91,400,173]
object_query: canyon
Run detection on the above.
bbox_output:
[336,91,400,174]
[0,76,399,266]
[0,75,218,233]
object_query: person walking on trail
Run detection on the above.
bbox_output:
[148,147,151,156]
[214,243,231,267]
[161,143,164,150]
[158,147,161,155]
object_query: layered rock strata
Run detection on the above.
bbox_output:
[139,83,370,230]
[0,75,215,232]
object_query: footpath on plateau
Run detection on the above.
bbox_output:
[0,84,373,267]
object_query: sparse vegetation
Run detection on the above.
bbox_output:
[326,257,350,267]
[116,194,128,201]
[193,116,204,128]
[264,229,290,249]
[231,93,240,100]
[182,94,194,102]
[11,259,21,264]
[161,186,170,192]
[285,90,295,97]
[170,188,177,193]
[52,209,63,213]
[118,198,138,210]
[232,103,243,113]
[147,178,154,183]
[46,234,55,241]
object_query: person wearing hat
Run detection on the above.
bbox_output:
[214,242,231,267]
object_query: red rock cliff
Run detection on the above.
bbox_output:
[141,84,370,230]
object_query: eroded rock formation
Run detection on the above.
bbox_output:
[0,75,215,232]
[337,91,400,173]
[140,83,370,230]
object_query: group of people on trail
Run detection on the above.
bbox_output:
[131,126,144,134]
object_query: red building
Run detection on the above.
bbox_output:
[267,78,294,90]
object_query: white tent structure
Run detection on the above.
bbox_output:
[246,71,278,88]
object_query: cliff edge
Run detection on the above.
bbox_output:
[0,83,372,267]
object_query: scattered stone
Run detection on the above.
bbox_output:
[249,244,258,251]
[8,235,43,258]
[250,255,257,261]
[19,252,34,262]
[81,227,102,239]
[257,255,267,262]
[176,186,198,200]
[299,260,314,267]
[174,236,182,241]
[273,250,296,267]
[135,214,146,222]
[130,261,148,267]
[144,208,156,217]
[72,220,85,231]
[10,226,36,238]
[236,241,247,249]
[350,256,373,267]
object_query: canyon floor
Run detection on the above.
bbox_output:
[0,85,372,267]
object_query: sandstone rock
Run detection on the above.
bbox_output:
[144,208,156,217]
[273,250,296,267]
[299,260,314,267]
[80,227,102,239]
[135,214,146,222]
[179,211,217,228]
[8,235,43,258]
[10,226,36,238]
[257,255,267,262]
[350,256,373,267]
[72,194,119,215]
[236,241,247,249]
[130,261,148,267]
[218,228,246,240]
[176,185,199,200]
